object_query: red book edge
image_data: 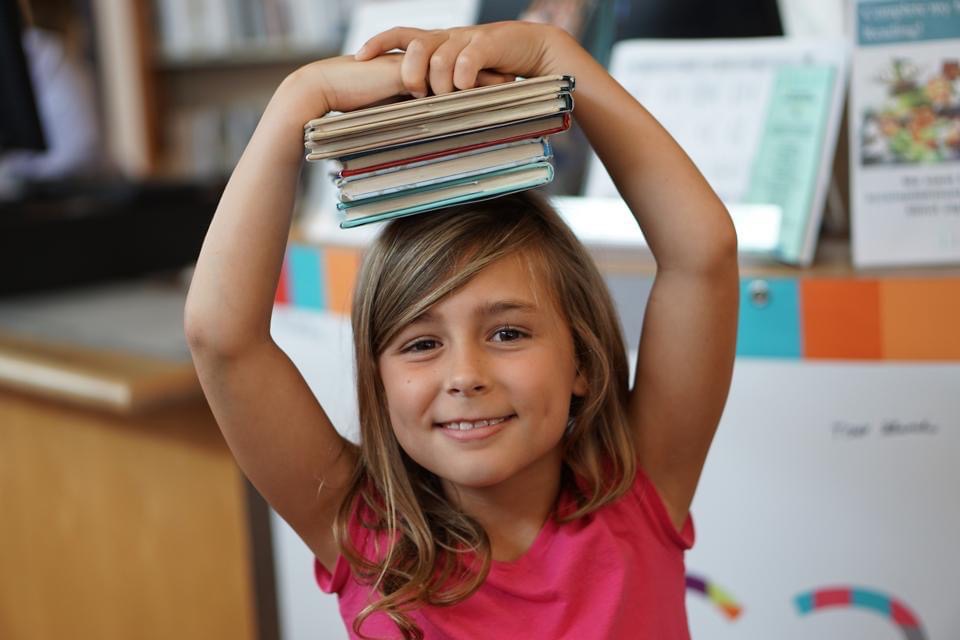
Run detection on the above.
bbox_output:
[338,113,571,178]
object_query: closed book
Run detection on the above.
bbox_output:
[305,75,573,138]
[337,138,552,202]
[304,94,572,160]
[337,163,555,228]
[330,113,571,176]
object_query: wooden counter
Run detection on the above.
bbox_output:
[0,287,275,640]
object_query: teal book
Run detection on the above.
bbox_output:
[337,162,555,228]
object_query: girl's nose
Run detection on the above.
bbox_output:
[445,345,489,396]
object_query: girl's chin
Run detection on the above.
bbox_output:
[438,465,518,491]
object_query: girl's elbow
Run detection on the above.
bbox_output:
[715,218,739,266]
[688,213,739,274]
[183,307,219,357]
[184,303,244,359]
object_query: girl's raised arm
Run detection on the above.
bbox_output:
[544,29,740,531]
[356,23,739,530]
[183,56,407,570]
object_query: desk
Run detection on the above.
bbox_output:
[0,282,274,640]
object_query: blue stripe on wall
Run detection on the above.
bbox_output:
[737,278,802,358]
[288,246,326,310]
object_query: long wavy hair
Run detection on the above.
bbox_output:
[336,190,637,639]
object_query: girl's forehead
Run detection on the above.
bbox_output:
[426,252,562,318]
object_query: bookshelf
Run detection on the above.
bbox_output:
[90,0,344,178]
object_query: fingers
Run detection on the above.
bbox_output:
[400,34,444,98]
[354,26,426,61]
[428,39,464,95]
[354,26,515,97]
[450,37,489,90]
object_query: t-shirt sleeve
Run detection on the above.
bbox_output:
[632,467,695,550]
[315,554,350,594]
[313,498,375,595]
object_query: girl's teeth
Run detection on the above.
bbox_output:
[444,417,507,430]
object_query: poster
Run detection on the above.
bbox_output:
[850,0,960,267]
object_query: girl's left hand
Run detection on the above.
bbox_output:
[353,22,565,98]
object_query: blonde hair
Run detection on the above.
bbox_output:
[337,191,637,639]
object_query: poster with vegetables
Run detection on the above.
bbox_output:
[850,0,960,267]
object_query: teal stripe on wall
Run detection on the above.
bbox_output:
[737,278,802,358]
[288,246,326,310]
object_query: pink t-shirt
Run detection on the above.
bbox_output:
[315,468,694,639]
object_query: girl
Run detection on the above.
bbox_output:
[185,21,739,640]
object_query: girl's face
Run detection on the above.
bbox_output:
[378,252,587,494]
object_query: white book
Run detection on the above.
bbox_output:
[198,0,233,55]
[338,163,554,227]
[153,0,192,59]
[305,94,572,160]
[583,37,847,266]
[337,138,551,201]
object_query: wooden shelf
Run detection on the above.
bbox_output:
[0,332,201,414]
[156,46,336,71]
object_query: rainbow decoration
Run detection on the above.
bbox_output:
[685,574,742,620]
[275,244,960,361]
[794,586,927,640]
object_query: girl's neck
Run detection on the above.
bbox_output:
[442,446,563,562]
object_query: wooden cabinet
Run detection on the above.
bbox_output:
[0,333,275,640]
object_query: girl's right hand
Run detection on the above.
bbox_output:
[281,54,408,119]
[353,22,569,99]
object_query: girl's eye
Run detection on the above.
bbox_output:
[492,327,526,343]
[402,338,439,353]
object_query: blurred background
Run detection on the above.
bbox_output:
[4,1,958,640]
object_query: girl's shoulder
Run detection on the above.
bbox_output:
[578,465,694,551]
[316,491,390,594]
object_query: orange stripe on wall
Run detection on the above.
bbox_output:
[880,279,960,361]
[800,279,882,359]
[323,248,362,315]
[274,259,290,305]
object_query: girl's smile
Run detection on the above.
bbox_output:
[435,414,516,441]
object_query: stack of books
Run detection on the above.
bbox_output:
[303,75,575,228]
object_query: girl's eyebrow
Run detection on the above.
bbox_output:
[477,299,539,317]
[408,299,539,326]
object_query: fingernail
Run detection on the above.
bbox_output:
[412,90,426,98]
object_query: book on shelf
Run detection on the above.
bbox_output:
[582,38,847,266]
[152,0,343,61]
[337,138,553,202]
[303,75,574,228]
[849,0,960,267]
